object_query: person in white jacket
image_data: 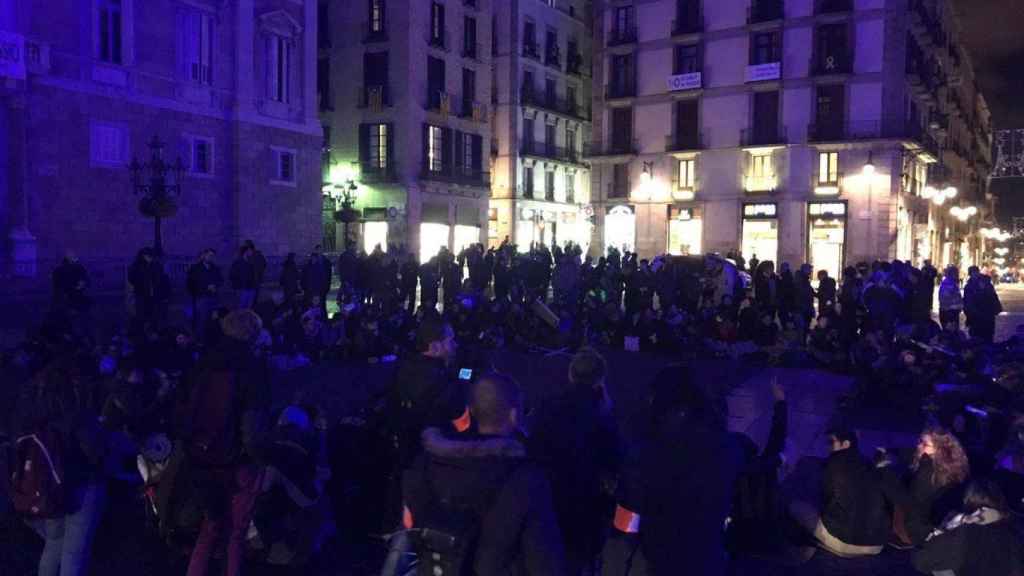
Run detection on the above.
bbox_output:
[938,266,964,329]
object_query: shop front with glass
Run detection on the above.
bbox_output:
[807,201,846,281]
[741,203,778,265]
[667,205,703,256]
[604,204,636,254]
[362,221,389,254]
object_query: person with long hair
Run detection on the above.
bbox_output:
[893,426,971,547]
[938,266,964,330]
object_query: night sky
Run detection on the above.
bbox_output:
[952,0,1024,222]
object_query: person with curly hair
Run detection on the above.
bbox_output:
[893,426,971,547]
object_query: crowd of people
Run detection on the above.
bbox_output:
[1,237,1022,576]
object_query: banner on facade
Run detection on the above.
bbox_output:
[666,72,702,92]
[0,32,25,80]
[743,203,777,218]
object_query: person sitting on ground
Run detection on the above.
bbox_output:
[401,373,568,575]
[790,425,890,558]
[889,426,971,548]
[912,479,1024,576]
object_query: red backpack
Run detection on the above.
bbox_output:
[9,427,65,518]
[185,371,242,468]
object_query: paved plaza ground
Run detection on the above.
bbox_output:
[0,286,1021,575]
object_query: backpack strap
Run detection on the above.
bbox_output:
[16,434,62,485]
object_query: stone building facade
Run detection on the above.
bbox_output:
[0,0,322,277]
[490,0,594,253]
[323,0,494,262]
[588,0,993,275]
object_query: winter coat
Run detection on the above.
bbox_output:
[187,262,222,299]
[386,355,466,469]
[230,258,257,290]
[403,429,568,576]
[821,447,890,548]
[913,508,1024,576]
[526,386,620,572]
[938,278,964,312]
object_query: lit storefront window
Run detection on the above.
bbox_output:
[668,206,702,256]
[453,225,481,255]
[420,222,450,263]
[815,151,840,195]
[363,221,388,254]
[741,203,778,264]
[745,153,777,192]
[807,202,846,282]
[605,205,636,254]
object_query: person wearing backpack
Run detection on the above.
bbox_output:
[183,309,270,576]
[401,373,567,576]
[12,353,111,576]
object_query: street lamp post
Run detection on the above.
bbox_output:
[325,176,361,250]
[130,136,185,257]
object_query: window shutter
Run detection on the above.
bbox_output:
[442,128,452,172]
[422,123,430,170]
[386,123,395,169]
[266,36,277,99]
[472,135,482,171]
[359,124,370,164]
[453,131,464,171]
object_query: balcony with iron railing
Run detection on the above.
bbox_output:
[426,89,451,114]
[672,12,704,36]
[520,140,587,165]
[665,132,704,152]
[815,0,853,14]
[607,25,638,46]
[545,44,561,68]
[357,85,393,109]
[420,163,490,186]
[458,97,488,122]
[427,29,449,50]
[362,22,388,43]
[567,52,585,76]
[748,0,785,24]
[587,138,638,157]
[604,81,637,100]
[741,126,787,147]
[462,42,482,60]
[804,118,940,156]
[522,87,590,120]
[523,39,541,60]
[811,50,853,75]
[359,161,397,183]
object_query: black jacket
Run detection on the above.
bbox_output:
[913,512,1023,576]
[526,386,620,572]
[387,355,466,468]
[187,262,222,299]
[403,429,567,576]
[821,447,890,547]
[618,413,742,576]
[230,258,256,290]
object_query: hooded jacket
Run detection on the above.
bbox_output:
[403,429,567,576]
[913,507,1024,576]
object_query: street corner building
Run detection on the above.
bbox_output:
[0,0,323,278]
[587,0,994,276]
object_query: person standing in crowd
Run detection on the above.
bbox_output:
[401,373,567,575]
[794,264,815,337]
[816,269,837,318]
[753,261,778,315]
[244,240,267,302]
[963,266,1002,343]
[938,265,964,329]
[301,246,332,318]
[279,252,301,303]
[51,251,92,337]
[184,309,270,576]
[230,245,258,310]
[838,266,863,340]
[889,427,971,547]
[419,256,440,312]
[187,249,222,339]
[777,262,796,325]
[127,247,162,330]
[16,354,112,576]
[336,243,359,301]
[790,425,890,558]
[604,365,742,576]
[912,480,1024,576]
[399,251,419,313]
[527,348,620,574]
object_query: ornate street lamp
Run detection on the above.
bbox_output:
[324,165,361,249]
[130,136,184,256]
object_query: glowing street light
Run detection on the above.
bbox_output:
[862,152,875,176]
[995,247,1009,256]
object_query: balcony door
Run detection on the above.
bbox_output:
[815,85,845,139]
[752,91,779,143]
[816,23,848,73]
[611,107,633,152]
[674,99,699,149]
